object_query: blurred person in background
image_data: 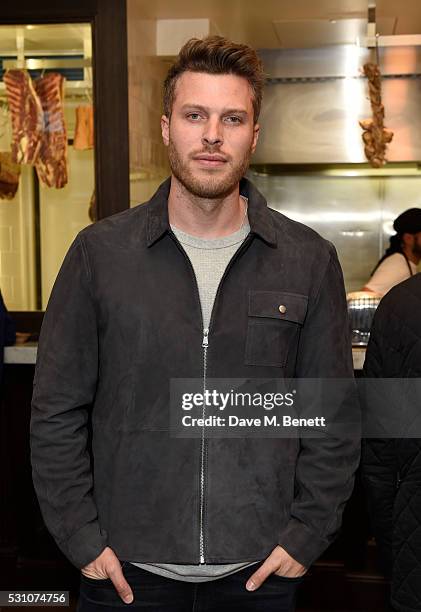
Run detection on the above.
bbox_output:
[362,273,421,612]
[362,208,421,297]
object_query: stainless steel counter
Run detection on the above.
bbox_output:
[4,342,38,365]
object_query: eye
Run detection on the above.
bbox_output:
[186,113,202,121]
[225,116,242,124]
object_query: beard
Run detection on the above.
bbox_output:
[168,139,252,199]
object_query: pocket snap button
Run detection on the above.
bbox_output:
[278,304,287,314]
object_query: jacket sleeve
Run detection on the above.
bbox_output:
[277,243,361,568]
[360,308,396,577]
[30,233,108,569]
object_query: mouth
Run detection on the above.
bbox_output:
[193,154,228,167]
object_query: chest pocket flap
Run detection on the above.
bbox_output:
[248,291,308,325]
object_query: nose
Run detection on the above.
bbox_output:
[202,116,223,147]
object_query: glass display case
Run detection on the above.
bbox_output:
[0,23,95,310]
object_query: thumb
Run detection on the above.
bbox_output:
[110,565,134,604]
[246,560,274,591]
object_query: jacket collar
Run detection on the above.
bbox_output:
[146,175,277,248]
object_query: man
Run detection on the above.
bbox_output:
[31,36,359,612]
[362,208,421,297]
[361,273,421,612]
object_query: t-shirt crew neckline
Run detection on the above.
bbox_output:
[171,222,250,249]
[170,196,250,249]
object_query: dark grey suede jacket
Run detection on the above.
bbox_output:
[30,176,360,571]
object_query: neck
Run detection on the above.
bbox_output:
[402,245,420,265]
[168,174,246,239]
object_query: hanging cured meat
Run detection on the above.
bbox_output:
[0,151,21,200]
[74,105,94,150]
[359,62,394,168]
[34,73,68,189]
[3,70,44,165]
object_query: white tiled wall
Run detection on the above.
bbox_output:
[126,2,170,207]
[0,164,37,310]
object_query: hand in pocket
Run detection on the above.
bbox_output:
[81,546,134,603]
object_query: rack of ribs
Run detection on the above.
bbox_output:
[34,72,68,189]
[3,69,44,165]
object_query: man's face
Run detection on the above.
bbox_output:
[403,231,421,260]
[412,232,421,258]
[161,71,259,199]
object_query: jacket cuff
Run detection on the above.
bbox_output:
[278,518,331,568]
[58,521,108,569]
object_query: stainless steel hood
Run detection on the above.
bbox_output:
[254,45,421,164]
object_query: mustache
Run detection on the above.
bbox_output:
[190,149,231,161]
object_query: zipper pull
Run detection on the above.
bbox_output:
[202,328,209,348]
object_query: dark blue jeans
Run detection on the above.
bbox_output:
[77,562,303,612]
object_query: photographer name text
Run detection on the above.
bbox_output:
[181,415,326,428]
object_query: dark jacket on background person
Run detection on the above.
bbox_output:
[30,176,360,571]
[0,290,16,384]
[362,274,421,612]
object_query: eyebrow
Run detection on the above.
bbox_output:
[180,104,249,116]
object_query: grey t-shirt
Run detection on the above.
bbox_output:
[130,210,261,582]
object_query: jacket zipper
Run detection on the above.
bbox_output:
[200,327,209,563]
[169,229,254,564]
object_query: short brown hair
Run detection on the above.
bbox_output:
[163,36,265,124]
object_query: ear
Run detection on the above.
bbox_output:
[161,115,170,147]
[402,232,415,247]
[402,232,415,248]
[251,123,260,154]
